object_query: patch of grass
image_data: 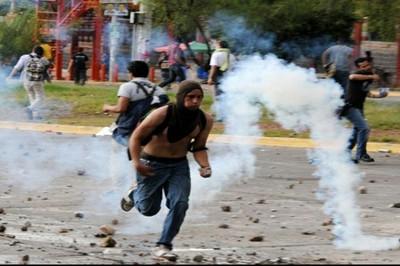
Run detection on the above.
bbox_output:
[4,82,400,143]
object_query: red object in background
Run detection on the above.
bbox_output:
[396,33,400,86]
[112,64,119,82]
[352,20,363,59]
[100,64,106,81]
[149,66,155,82]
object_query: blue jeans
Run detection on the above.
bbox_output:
[132,157,191,249]
[112,133,129,147]
[345,107,370,160]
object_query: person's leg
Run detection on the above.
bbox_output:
[30,82,46,119]
[132,160,169,216]
[80,69,87,85]
[345,107,369,161]
[156,160,191,249]
[24,81,35,107]
[176,65,186,82]
[74,69,80,84]
[159,66,177,88]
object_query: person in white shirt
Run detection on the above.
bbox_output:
[207,40,236,121]
[103,60,169,147]
[8,45,50,120]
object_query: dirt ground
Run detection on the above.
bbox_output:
[0,129,400,264]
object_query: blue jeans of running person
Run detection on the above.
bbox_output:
[345,107,370,160]
[131,155,191,249]
[112,133,129,147]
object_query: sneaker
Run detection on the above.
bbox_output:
[359,154,375,163]
[152,245,178,262]
[352,159,359,164]
[120,186,136,212]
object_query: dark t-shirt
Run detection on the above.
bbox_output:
[345,69,373,110]
[73,52,89,69]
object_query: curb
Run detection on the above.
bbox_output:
[1,121,399,154]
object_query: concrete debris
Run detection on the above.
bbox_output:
[77,170,86,176]
[0,225,6,233]
[249,236,263,242]
[322,218,333,226]
[74,212,84,219]
[389,203,400,208]
[20,255,29,264]
[100,236,117,248]
[0,208,4,214]
[221,206,231,212]
[218,224,229,229]
[193,254,204,263]
[59,228,73,234]
[358,186,368,194]
[111,219,119,225]
[301,231,315,235]
[256,199,266,204]
[99,225,115,236]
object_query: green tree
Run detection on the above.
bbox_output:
[0,8,36,64]
[355,0,400,41]
[145,0,357,61]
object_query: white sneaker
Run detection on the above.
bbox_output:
[152,245,177,261]
[120,186,136,212]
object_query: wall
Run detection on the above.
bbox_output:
[361,41,397,86]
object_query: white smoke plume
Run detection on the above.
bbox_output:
[217,54,399,251]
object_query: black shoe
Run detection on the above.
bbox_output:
[352,159,359,164]
[359,154,375,163]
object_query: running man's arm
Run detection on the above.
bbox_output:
[192,113,214,177]
[102,96,129,113]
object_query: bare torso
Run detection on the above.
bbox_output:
[143,126,201,158]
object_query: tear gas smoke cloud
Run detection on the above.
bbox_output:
[208,12,275,55]
[217,54,399,251]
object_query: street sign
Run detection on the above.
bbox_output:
[103,3,129,16]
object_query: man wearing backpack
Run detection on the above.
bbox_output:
[207,39,236,122]
[8,45,50,120]
[120,80,213,261]
[103,60,169,147]
[67,47,89,86]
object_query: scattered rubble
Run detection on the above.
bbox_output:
[221,206,231,212]
[99,225,116,236]
[100,236,117,248]
[249,236,263,242]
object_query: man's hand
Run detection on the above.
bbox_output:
[207,79,214,85]
[135,162,155,177]
[378,87,389,98]
[199,166,212,178]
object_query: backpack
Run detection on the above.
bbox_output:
[25,54,46,81]
[112,82,169,139]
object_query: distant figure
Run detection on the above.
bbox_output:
[207,39,236,121]
[158,40,188,88]
[68,47,89,85]
[158,52,170,87]
[8,45,50,120]
[321,38,353,97]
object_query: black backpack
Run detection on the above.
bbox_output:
[112,82,169,139]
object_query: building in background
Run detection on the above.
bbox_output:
[35,0,152,82]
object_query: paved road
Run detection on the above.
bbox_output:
[0,128,399,264]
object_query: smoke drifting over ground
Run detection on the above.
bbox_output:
[217,54,399,251]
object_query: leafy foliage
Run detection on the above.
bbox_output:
[0,8,36,64]
[355,0,400,41]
